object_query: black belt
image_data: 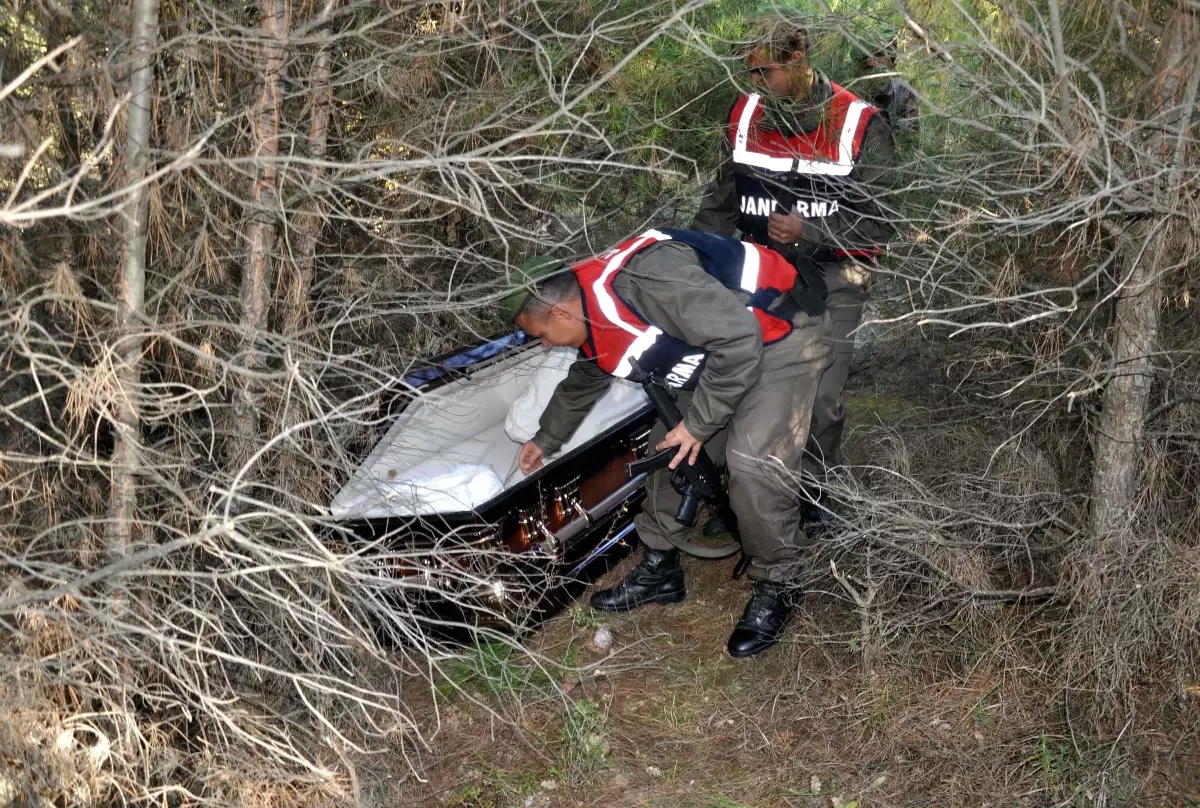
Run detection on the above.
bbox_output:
[808,246,841,263]
[782,250,878,317]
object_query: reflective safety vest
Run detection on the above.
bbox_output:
[574,228,799,390]
[728,85,882,260]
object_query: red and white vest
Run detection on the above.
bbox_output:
[573,228,799,390]
[729,84,881,259]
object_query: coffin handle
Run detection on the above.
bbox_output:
[553,473,648,547]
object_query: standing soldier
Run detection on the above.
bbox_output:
[692,18,896,527]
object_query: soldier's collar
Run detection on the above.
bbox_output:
[756,70,835,135]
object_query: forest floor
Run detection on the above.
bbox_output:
[374,333,1197,808]
[384,553,1066,808]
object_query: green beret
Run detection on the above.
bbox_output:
[498,255,565,327]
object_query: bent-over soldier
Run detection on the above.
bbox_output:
[498,228,830,658]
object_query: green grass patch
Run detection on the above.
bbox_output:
[845,390,914,424]
[557,697,610,784]
[435,641,554,705]
[449,768,542,808]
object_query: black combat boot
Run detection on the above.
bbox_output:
[590,547,685,612]
[727,580,794,658]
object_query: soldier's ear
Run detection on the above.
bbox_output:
[548,304,571,322]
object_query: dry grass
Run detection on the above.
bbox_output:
[386,552,1174,808]
[378,353,1198,807]
[3,1,1199,806]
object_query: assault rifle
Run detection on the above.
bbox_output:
[624,358,728,529]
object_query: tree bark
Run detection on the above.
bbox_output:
[108,0,159,557]
[286,0,337,333]
[233,0,289,471]
[108,0,159,556]
[1046,0,1076,142]
[1089,4,1199,539]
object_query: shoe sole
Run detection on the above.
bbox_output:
[727,640,779,659]
[590,588,686,613]
[727,624,789,658]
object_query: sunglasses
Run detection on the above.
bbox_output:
[745,64,782,78]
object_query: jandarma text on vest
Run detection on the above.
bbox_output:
[739,196,840,218]
[664,353,705,389]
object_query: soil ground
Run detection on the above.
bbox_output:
[382,548,1110,808]
[376,364,1197,808]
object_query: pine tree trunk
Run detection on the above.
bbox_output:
[233,0,289,472]
[1089,230,1165,537]
[108,0,159,556]
[286,0,337,333]
[1089,5,1199,538]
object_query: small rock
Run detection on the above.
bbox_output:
[523,798,535,808]
[871,774,888,788]
[54,729,74,755]
[646,765,663,777]
[810,774,822,794]
[974,730,985,743]
[540,779,558,791]
[593,625,614,650]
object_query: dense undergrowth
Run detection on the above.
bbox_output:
[2,0,1197,804]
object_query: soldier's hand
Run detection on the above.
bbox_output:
[657,422,702,470]
[518,440,545,474]
[767,210,805,244]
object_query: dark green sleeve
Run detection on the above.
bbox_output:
[790,113,896,257]
[531,357,613,454]
[615,242,763,442]
[689,140,740,237]
[690,97,741,237]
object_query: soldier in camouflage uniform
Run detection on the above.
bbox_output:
[499,228,830,658]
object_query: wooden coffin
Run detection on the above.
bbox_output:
[328,332,656,630]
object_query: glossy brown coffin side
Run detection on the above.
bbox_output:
[332,408,655,628]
